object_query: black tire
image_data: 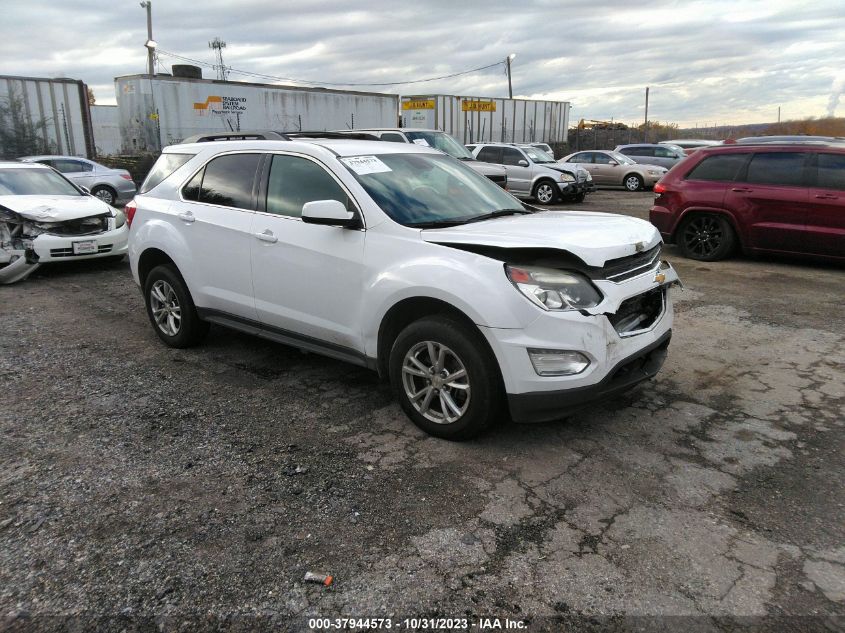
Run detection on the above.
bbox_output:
[533,179,559,205]
[676,213,737,261]
[91,185,117,206]
[388,315,501,440]
[572,192,587,203]
[623,173,644,192]
[143,264,209,347]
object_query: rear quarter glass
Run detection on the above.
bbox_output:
[140,153,196,194]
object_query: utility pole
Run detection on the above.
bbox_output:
[643,86,649,143]
[778,106,781,123]
[506,53,516,99]
[140,2,155,76]
[209,37,229,81]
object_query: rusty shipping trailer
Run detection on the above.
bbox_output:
[400,94,570,146]
[0,75,94,159]
[116,75,400,153]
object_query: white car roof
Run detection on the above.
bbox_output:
[163,139,443,158]
[0,160,52,169]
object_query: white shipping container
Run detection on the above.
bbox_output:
[400,94,570,146]
[90,104,121,157]
[116,75,400,153]
[0,75,93,158]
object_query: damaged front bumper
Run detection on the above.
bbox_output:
[0,247,40,284]
[480,261,682,422]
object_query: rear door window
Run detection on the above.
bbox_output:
[52,159,92,173]
[686,154,749,182]
[184,153,261,209]
[746,152,808,187]
[570,152,593,163]
[815,153,845,190]
[477,146,502,164]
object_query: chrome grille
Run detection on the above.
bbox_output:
[601,245,661,282]
[49,245,113,258]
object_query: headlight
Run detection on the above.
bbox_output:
[647,170,661,176]
[113,209,126,228]
[505,264,602,311]
[559,172,576,182]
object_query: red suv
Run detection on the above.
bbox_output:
[649,143,845,261]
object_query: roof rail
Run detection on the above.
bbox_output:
[181,130,289,143]
[287,131,380,141]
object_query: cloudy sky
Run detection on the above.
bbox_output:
[1,0,844,127]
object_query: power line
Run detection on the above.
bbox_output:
[155,48,506,87]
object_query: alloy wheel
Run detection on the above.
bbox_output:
[95,189,115,205]
[401,341,471,424]
[149,280,182,336]
[625,176,642,191]
[536,183,555,204]
[682,216,724,258]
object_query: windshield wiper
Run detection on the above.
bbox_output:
[462,208,532,224]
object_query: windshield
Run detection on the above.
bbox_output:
[0,168,82,196]
[404,131,475,160]
[609,152,636,165]
[341,153,523,226]
[521,146,555,163]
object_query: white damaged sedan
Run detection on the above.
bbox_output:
[0,161,129,284]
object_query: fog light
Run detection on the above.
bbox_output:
[527,349,590,376]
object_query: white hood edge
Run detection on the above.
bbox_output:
[421,210,662,267]
[0,195,113,222]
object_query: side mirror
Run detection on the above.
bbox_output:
[517,159,529,167]
[607,160,618,166]
[301,199,359,228]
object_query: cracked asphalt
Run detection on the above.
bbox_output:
[1,190,843,632]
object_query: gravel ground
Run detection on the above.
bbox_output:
[1,189,843,632]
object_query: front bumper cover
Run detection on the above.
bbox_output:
[508,329,672,423]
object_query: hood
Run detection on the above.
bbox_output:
[0,195,113,222]
[638,164,668,172]
[465,161,507,177]
[421,211,661,267]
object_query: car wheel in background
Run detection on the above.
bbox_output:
[143,264,209,347]
[533,180,559,205]
[677,213,737,261]
[91,185,117,206]
[389,315,500,440]
[623,174,644,192]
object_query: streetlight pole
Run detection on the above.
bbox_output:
[140,1,155,75]
[506,53,516,99]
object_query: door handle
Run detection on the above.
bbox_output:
[177,211,195,223]
[731,187,753,193]
[255,229,278,243]
[814,193,838,200]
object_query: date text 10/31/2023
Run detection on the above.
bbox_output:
[308,617,527,630]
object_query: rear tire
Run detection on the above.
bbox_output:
[533,180,559,205]
[676,213,737,261]
[143,264,208,347]
[389,315,500,440]
[623,174,643,191]
[91,185,117,206]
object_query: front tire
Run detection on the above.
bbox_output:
[143,264,208,347]
[623,174,643,192]
[389,315,500,440]
[533,180,559,205]
[572,192,587,203]
[676,213,737,261]
[91,185,117,206]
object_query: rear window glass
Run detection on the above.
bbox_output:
[816,153,845,190]
[197,153,261,210]
[746,152,807,187]
[140,153,195,193]
[686,154,749,182]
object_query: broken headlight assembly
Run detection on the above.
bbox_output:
[505,264,602,311]
[113,209,126,229]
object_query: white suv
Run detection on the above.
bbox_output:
[128,137,680,439]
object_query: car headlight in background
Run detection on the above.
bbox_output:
[113,209,127,228]
[558,172,576,182]
[647,170,662,176]
[505,264,602,311]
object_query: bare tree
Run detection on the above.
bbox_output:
[0,87,56,159]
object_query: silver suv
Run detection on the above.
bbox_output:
[343,128,508,189]
[469,143,590,204]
